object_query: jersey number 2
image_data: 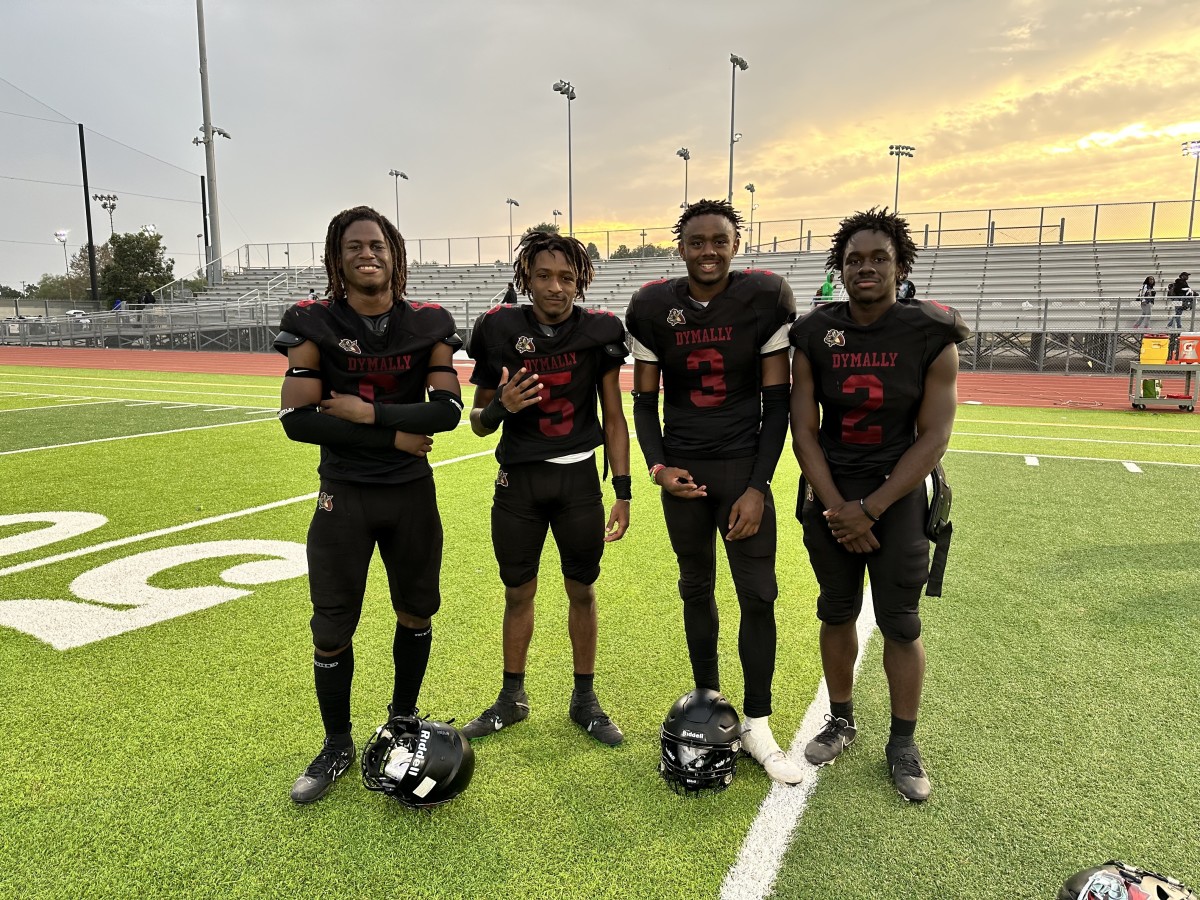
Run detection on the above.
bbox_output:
[841,374,883,444]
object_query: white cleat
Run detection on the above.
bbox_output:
[740,716,804,785]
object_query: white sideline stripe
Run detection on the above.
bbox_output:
[200,406,238,412]
[124,401,161,407]
[161,404,196,409]
[0,400,124,414]
[946,448,1200,468]
[0,448,494,578]
[1025,456,1040,466]
[721,592,878,900]
[1123,461,1143,474]
[12,389,273,409]
[961,417,1200,435]
[0,373,278,389]
[54,396,89,402]
[0,417,274,456]
[955,430,1200,449]
[6,381,277,401]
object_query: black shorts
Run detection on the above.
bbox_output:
[661,454,778,605]
[491,458,605,588]
[798,474,928,643]
[306,476,443,650]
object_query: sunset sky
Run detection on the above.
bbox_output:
[3,0,1200,287]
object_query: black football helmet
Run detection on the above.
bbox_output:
[361,715,475,810]
[1059,861,1198,900]
[659,688,742,795]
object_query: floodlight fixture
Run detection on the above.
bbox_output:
[551,80,578,234]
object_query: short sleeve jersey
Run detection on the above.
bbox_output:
[625,269,795,458]
[468,304,627,465]
[277,298,460,484]
[789,298,970,478]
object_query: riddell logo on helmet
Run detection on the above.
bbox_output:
[410,727,431,776]
[681,730,705,740]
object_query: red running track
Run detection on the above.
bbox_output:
[0,345,1158,411]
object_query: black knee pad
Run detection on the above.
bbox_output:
[816,591,863,627]
[311,610,354,653]
[392,590,441,621]
[875,606,922,643]
[561,559,600,586]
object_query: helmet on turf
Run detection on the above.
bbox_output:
[1058,861,1199,900]
[361,715,475,809]
[659,688,742,795]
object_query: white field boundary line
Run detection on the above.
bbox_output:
[721,591,878,900]
[958,416,1200,435]
[0,416,277,456]
[4,381,278,402]
[0,373,282,389]
[9,389,274,410]
[0,400,125,414]
[0,449,495,579]
[954,431,1200,449]
[946,448,1200,468]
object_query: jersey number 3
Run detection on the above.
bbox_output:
[841,374,883,444]
[537,371,575,437]
[687,348,727,408]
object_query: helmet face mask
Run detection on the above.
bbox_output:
[659,688,742,796]
[361,715,475,810]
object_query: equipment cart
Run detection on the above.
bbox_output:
[1129,363,1199,411]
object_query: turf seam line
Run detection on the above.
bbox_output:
[0,449,495,577]
[721,590,878,900]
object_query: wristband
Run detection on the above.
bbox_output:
[612,475,632,501]
[649,463,666,483]
[478,392,511,430]
[859,498,880,522]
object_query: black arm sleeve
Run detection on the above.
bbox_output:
[279,405,397,449]
[748,384,790,494]
[631,391,667,472]
[372,390,464,434]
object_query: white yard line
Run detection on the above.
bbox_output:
[946,448,1200,468]
[1123,462,1143,474]
[1025,456,1040,466]
[959,417,1200,435]
[955,431,1200,449]
[0,448,494,578]
[0,400,125,414]
[721,593,878,900]
[3,381,276,402]
[0,373,278,389]
[0,417,274,456]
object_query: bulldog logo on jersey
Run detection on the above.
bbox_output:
[338,338,361,354]
[823,329,846,348]
[515,336,535,354]
[496,469,509,488]
[667,308,686,327]
[317,492,334,512]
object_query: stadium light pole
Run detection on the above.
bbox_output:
[889,144,915,213]
[195,0,226,284]
[388,169,408,228]
[677,148,691,207]
[54,230,72,301]
[552,208,563,229]
[727,54,749,203]
[506,198,520,264]
[92,194,119,235]
[196,233,204,278]
[551,80,576,236]
[1182,141,1200,240]
[744,183,757,252]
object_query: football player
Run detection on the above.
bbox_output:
[275,206,464,804]
[789,207,969,802]
[461,231,631,746]
[625,199,801,784]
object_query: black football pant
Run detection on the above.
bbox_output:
[661,455,778,718]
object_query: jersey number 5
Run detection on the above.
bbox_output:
[841,374,883,444]
[536,371,575,437]
[687,348,727,408]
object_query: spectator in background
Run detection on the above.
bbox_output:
[502,282,518,305]
[1134,276,1155,329]
[816,272,835,303]
[307,288,318,301]
[897,275,916,301]
[112,297,124,311]
[1167,272,1191,330]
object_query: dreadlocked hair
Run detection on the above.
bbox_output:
[513,231,595,299]
[826,207,918,277]
[673,199,744,239]
[323,206,408,302]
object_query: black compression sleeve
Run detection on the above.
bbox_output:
[748,384,790,494]
[279,405,396,449]
[631,391,666,472]
[372,390,463,434]
[478,392,510,431]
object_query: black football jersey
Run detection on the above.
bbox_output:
[468,304,627,465]
[625,269,795,458]
[277,298,461,483]
[789,298,970,478]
